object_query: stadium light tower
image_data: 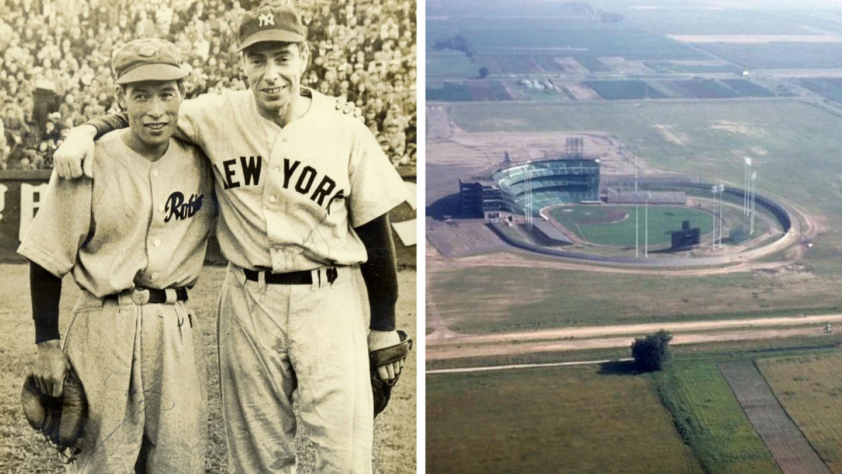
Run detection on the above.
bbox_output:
[645,192,651,258]
[711,185,717,250]
[750,172,757,235]
[635,154,639,258]
[719,184,725,248]
[744,157,752,215]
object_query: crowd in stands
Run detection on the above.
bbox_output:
[0,0,417,172]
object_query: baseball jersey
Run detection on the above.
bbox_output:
[18,131,215,297]
[175,87,407,273]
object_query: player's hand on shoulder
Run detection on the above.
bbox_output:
[334,97,364,122]
[32,340,71,397]
[54,125,97,179]
[368,329,403,381]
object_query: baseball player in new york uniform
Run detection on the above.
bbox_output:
[55,4,409,473]
[20,39,214,473]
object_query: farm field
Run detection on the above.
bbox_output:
[758,353,842,474]
[585,80,666,100]
[645,61,743,74]
[694,42,842,69]
[427,51,484,78]
[547,205,712,247]
[653,362,781,474]
[721,79,776,98]
[670,78,740,99]
[798,77,842,103]
[622,7,816,36]
[719,360,832,474]
[427,365,702,474]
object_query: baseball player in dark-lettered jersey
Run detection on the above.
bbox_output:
[20,39,214,472]
[55,5,409,473]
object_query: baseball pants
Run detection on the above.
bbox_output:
[218,263,373,474]
[63,290,207,473]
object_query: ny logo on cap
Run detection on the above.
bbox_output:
[258,13,274,27]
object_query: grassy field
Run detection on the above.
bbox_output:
[653,362,781,474]
[548,205,712,247]
[0,265,417,474]
[429,265,842,334]
[758,353,842,473]
[427,364,702,474]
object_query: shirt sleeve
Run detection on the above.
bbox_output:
[176,92,228,148]
[348,123,409,228]
[17,171,93,278]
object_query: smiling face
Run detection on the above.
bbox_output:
[242,41,307,122]
[118,80,182,155]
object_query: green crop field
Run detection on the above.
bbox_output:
[548,205,711,247]
[758,354,842,473]
[429,17,703,60]
[585,80,667,100]
[695,43,842,70]
[426,51,485,79]
[654,362,781,474]
[427,365,702,474]
[623,8,814,35]
[645,62,743,74]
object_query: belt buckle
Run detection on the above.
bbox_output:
[131,288,150,305]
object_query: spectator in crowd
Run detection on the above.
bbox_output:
[0,0,416,172]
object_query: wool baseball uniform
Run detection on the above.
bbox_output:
[18,131,215,473]
[172,86,406,472]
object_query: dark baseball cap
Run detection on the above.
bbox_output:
[238,4,307,52]
[112,38,188,85]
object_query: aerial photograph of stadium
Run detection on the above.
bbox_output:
[426,0,842,472]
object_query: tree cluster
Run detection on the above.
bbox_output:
[631,330,673,372]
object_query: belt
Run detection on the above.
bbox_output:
[244,267,338,285]
[104,287,189,305]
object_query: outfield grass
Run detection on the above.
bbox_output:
[0,265,417,474]
[427,365,702,474]
[758,354,842,473]
[654,362,781,474]
[549,205,712,247]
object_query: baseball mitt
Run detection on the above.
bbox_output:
[370,330,412,418]
[21,367,87,461]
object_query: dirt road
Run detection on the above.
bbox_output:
[427,314,842,361]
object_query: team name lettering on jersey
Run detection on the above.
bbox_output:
[164,191,204,222]
[218,156,345,210]
[221,156,262,189]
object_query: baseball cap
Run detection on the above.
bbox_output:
[238,4,307,52]
[112,38,188,85]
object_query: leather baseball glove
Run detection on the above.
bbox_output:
[370,330,412,418]
[21,367,87,462]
